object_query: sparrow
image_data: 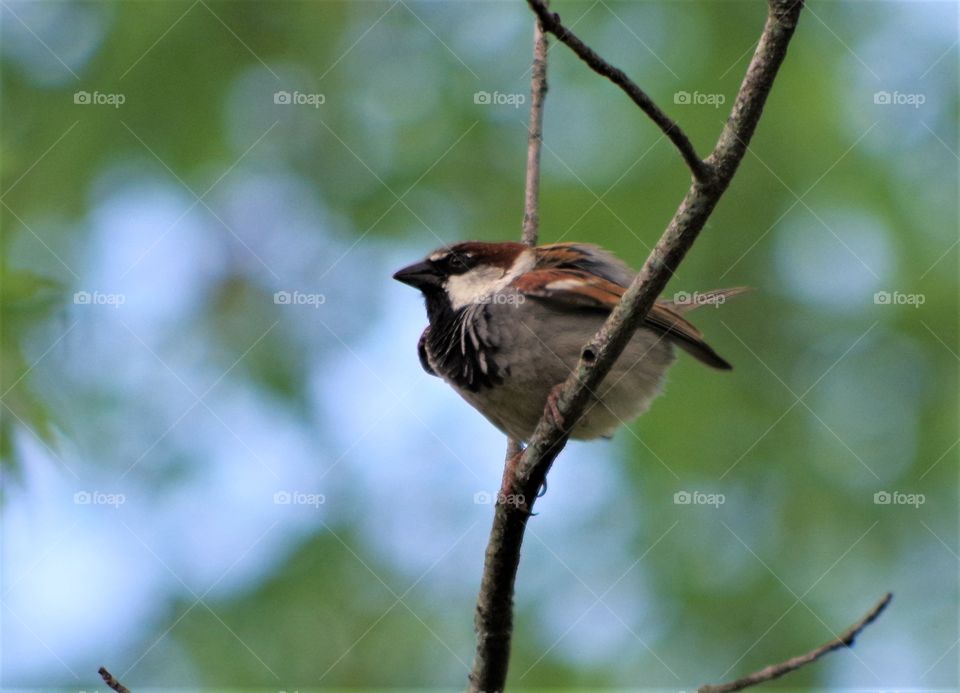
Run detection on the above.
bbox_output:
[393,241,743,442]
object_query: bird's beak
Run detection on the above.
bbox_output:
[392,260,442,289]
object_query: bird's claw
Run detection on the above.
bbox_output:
[544,383,566,430]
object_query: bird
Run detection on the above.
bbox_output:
[393,241,744,442]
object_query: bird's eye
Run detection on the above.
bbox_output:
[430,249,476,274]
[444,253,474,273]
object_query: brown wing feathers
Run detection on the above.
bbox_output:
[512,269,626,310]
[515,247,738,370]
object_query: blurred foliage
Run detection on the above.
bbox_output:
[1,0,957,690]
[0,269,63,468]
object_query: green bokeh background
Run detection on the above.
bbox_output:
[1,0,957,690]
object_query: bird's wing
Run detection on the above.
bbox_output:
[512,268,733,370]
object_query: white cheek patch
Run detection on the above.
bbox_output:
[446,266,506,310]
[445,251,536,310]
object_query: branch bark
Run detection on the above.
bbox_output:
[98,666,131,693]
[469,1,832,691]
[698,592,893,693]
[521,16,548,247]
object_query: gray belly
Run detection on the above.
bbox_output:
[447,298,676,441]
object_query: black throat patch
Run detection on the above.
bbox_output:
[422,296,503,392]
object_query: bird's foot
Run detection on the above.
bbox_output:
[544,383,566,431]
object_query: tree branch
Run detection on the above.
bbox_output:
[98,666,131,693]
[698,592,893,693]
[517,0,806,510]
[521,15,548,247]
[468,16,548,693]
[470,1,812,691]
[526,0,711,182]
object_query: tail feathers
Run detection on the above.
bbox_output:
[672,338,733,370]
[653,286,751,369]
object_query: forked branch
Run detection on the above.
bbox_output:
[527,0,711,181]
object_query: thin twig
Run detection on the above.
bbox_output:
[526,0,711,182]
[98,666,131,693]
[521,13,548,246]
[469,16,548,693]
[470,1,812,691]
[698,592,893,693]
